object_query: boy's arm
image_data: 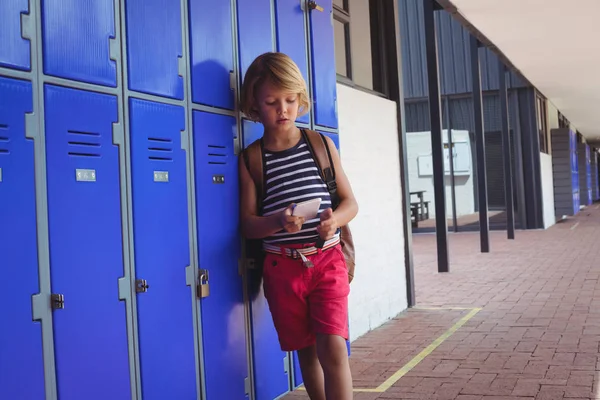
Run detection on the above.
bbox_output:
[239,154,284,239]
[325,136,358,227]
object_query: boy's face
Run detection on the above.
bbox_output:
[254,80,300,133]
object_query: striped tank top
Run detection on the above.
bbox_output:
[260,136,339,245]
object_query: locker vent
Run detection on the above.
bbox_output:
[148,137,173,161]
[67,130,101,157]
[0,124,8,155]
[208,144,226,165]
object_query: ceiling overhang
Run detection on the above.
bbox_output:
[438,0,600,142]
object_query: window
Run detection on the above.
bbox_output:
[332,0,393,96]
[536,92,549,154]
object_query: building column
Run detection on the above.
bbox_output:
[470,35,490,253]
[422,0,449,272]
[499,62,515,239]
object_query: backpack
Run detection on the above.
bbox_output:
[241,129,356,299]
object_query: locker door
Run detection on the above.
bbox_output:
[125,0,183,99]
[0,0,31,71]
[192,111,248,400]
[188,0,235,110]
[275,0,310,124]
[44,85,130,400]
[0,77,44,399]
[242,120,291,400]
[309,0,338,129]
[129,99,196,399]
[237,0,274,84]
[42,0,117,86]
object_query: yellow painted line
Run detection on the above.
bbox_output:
[571,222,580,230]
[296,307,482,393]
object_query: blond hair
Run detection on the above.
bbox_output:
[240,52,311,121]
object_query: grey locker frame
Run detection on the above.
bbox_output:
[0,0,136,399]
[1,1,345,399]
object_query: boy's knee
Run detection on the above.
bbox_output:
[316,334,348,372]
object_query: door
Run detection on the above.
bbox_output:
[42,0,117,87]
[193,111,249,400]
[124,0,184,99]
[188,0,236,110]
[0,0,32,71]
[309,0,337,129]
[237,0,274,84]
[45,85,130,400]
[129,98,197,399]
[0,77,44,399]
[275,0,310,125]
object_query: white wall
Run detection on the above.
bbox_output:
[406,130,475,218]
[540,153,556,228]
[336,83,407,341]
[542,101,559,229]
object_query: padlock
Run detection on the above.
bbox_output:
[198,269,210,298]
[199,282,210,298]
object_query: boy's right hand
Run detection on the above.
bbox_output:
[280,204,305,233]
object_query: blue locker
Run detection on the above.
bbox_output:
[237,0,274,85]
[42,0,117,86]
[188,0,235,110]
[242,120,291,400]
[192,111,249,400]
[44,85,130,400]
[0,77,44,399]
[275,0,310,124]
[321,131,340,149]
[309,0,338,129]
[129,99,196,399]
[0,0,31,71]
[125,0,184,99]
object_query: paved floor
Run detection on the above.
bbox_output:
[285,204,600,399]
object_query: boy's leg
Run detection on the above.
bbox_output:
[297,344,325,400]
[316,334,353,400]
[308,245,353,399]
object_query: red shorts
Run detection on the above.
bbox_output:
[262,244,350,352]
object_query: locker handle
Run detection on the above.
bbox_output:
[308,1,324,12]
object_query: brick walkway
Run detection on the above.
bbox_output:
[285,205,600,399]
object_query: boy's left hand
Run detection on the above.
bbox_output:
[317,208,338,240]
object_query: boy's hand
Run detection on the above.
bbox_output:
[280,204,305,233]
[317,208,338,240]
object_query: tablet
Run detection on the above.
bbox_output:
[292,198,322,220]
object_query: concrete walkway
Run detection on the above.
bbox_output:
[285,205,600,399]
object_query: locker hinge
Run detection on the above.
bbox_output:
[135,279,149,293]
[109,37,119,62]
[178,56,185,78]
[197,269,210,298]
[51,294,65,310]
[283,354,290,374]
[244,377,251,396]
[20,11,34,41]
[229,70,236,91]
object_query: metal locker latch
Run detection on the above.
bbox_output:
[51,294,65,310]
[135,279,149,293]
[308,1,324,11]
[198,269,210,298]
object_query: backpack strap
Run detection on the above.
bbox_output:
[301,129,340,209]
[242,139,265,211]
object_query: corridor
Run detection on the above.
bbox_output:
[286,205,600,399]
